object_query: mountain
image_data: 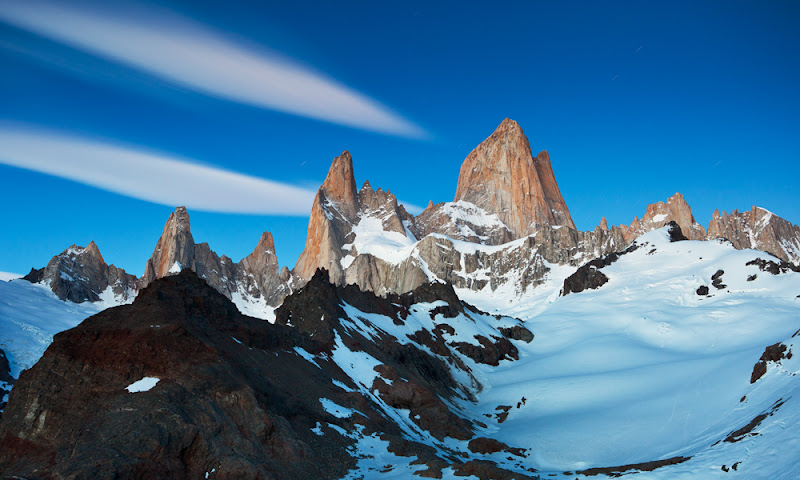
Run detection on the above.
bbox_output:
[21,241,136,304]
[4,109,800,478]
[614,192,706,242]
[453,118,576,237]
[0,269,536,479]
[292,150,416,286]
[3,227,800,478]
[16,119,800,312]
[707,206,800,265]
[140,206,290,318]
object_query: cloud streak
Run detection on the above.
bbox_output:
[0,2,426,138]
[0,128,317,215]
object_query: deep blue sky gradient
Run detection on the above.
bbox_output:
[1,1,798,276]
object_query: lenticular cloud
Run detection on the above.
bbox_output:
[0,128,317,215]
[0,2,426,138]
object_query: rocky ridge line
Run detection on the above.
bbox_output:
[19,119,800,308]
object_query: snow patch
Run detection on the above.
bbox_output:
[320,398,356,418]
[125,377,160,393]
[294,346,320,368]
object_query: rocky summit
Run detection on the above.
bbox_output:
[454,118,576,236]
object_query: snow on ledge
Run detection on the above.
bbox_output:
[320,398,355,418]
[125,377,160,393]
[168,261,182,274]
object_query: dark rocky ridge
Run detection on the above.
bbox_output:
[0,349,12,417]
[0,270,348,480]
[1,269,535,479]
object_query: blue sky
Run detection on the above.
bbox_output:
[1,0,798,277]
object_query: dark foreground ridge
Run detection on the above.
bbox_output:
[575,455,691,477]
[0,269,536,480]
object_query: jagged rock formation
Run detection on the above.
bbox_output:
[21,207,289,316]
[616,193,707,242]
[18,119,800,313]
[707,206,800,265]
[453,118,576,237]
[140,206,289,315]
[293,151,415,284]
[0,269,534,480]
[140,206,194,284]
[22,242,136,303]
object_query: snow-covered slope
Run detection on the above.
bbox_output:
[453,229,800,478]
[276,227,800,479]
[0,279,130,378]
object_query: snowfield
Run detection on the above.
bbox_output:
[0,279,122,378]
[455,229,800,478]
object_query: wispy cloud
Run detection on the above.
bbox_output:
[399,201,424,216]
[0,2,426,138]
[0,127,317,215]
[0,271,23,282]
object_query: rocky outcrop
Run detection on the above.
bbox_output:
[0,348,12,415]
[751,342,792,383]
[617,193,706,242]
[453,118,576,237]
[22,241,137,303]
[140,207,288,312]
[707,206,800,265]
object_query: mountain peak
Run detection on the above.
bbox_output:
[453,119,576,237]
[321,151,358,212]
[249,231,275,260]
[142,207,196,285]
[497,117,522,132]
[84,240,105,264]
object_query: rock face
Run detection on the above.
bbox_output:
[707,206,800,265]
[140,207,289,313]
[453,118,576,237]
[293,151,415,284]
[0,269,533,480]
[22,242,137,303]
[141,206,194,284]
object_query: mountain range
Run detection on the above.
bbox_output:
[17,119,800,313]
[1,119,799,479]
